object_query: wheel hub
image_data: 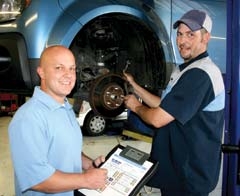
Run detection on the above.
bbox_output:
[89,73,126,117]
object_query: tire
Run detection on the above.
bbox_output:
[82,110,107,136]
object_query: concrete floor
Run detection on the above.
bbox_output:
[0,116,222,196]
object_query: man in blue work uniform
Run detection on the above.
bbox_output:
[8,45,107,196]
[123,10,225,196]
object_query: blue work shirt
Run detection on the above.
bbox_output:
[147,52,225,194]
[8,86,83,196]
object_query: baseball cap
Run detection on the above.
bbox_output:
[173,10,212,33]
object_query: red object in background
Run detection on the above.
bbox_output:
[0,93,18,114]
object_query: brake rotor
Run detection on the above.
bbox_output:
[89,73,127,117]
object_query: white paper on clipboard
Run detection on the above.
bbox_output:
[78,146,155,196]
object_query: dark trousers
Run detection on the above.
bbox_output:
[161,189,209,196]
[74,190,85,196]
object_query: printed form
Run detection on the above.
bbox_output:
[79,148,153,196]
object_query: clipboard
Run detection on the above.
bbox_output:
[76,144,159,196]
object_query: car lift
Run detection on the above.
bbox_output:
[122,129,153,143]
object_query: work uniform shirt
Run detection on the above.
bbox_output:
[147,52,225,193]
[9,87,83,196]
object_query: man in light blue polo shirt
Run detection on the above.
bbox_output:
[123,10,225,196]
[8,45,107,196]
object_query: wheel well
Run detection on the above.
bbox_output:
[69,13,173,117]
[70,13,171,93]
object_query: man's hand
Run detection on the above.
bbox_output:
[83,168,108,190]
[123,72,135,85]
[124,94,142,112]
[92,155,105,168]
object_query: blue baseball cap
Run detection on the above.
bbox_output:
[173,10,212,33]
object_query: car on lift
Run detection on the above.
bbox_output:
[0,0,226,136]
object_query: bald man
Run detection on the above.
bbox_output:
[8,45,107,196]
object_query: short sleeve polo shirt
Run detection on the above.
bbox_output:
[9,87,83,196]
